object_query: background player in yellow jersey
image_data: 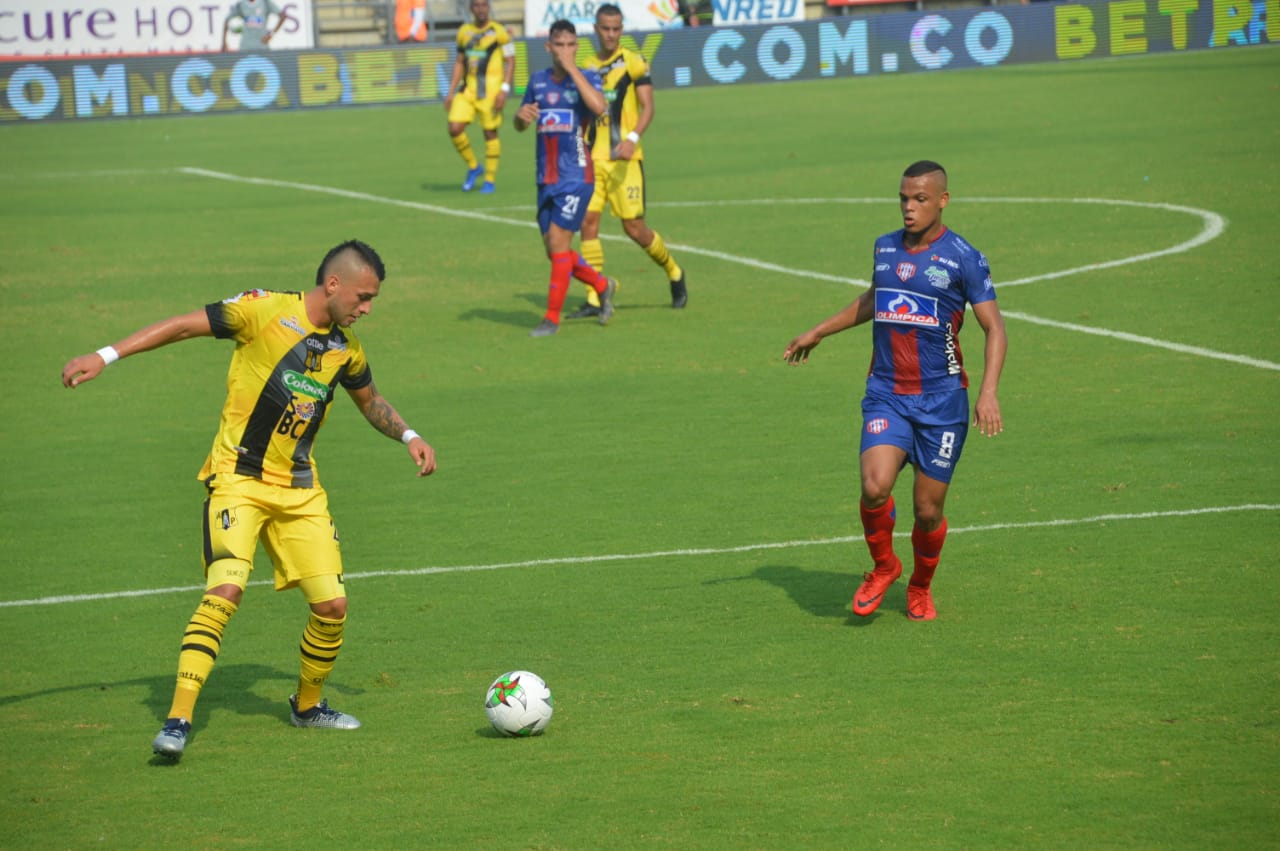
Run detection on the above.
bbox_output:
[568,3,688,319]
[444,0,516,194]
[61,240,437,760]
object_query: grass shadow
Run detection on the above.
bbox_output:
[720,563,903,626]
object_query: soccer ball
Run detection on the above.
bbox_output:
[484,670,554,737]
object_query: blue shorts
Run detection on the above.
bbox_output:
[537,183,591,234]
[860,388,970,484]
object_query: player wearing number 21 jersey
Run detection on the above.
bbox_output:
[514,19,617,337]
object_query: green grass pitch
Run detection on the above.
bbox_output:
[1,45,1277,848]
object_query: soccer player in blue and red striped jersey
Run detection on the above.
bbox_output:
[783,161,1008,621]
[514,19,617,337]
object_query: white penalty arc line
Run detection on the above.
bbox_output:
[178,169,1274,371]
[3,503,1276,609]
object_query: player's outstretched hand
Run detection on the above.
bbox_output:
[407,437,437,477]
[515,102,539,125]
[61,352,109,388]
[973,392,1003,437]
[783,331,822,365]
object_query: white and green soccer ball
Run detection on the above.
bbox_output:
[484,670,553,737]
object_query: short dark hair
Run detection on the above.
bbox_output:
[596,3,622,19]
[548,18,577,38]
[903,160,946,180]
[315,239,386,286]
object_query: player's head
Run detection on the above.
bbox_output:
[899,160,949,240]
[595,4,623,52]
[470,0,490,24]
[316,240,385,327]
[546,19,579,71]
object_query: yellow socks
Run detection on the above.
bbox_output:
[451,133,477,169]
[484,138,501,183]
[167,594,238,720]
[581,239,605,306]
[295,612,346,712]
[645,231,682,281]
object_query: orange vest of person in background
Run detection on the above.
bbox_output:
[396,0,428,42]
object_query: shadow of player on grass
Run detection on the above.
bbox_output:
[709,563,895,625]
[0,662,366,765]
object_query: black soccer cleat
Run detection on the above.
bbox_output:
[670,273,688,309]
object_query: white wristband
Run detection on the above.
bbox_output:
[96,346,119,365]
[499,82,511,93]
[401,429,420,445]
[626,131,640,144]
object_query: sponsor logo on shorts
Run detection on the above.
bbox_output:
[867,418,889,434]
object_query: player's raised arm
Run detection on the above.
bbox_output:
[61,308,213,388]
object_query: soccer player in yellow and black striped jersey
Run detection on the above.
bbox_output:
[568,3,688,319]
[445,0,516,193]
[61,240,437,760]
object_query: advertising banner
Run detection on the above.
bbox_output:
[523,0,688,37]
[1,0,1271,122]
[0,0,312,58]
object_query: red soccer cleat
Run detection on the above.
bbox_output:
[906,585,937,621]
[851,557,902,616]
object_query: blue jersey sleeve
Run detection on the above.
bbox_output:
[961,248,995,306]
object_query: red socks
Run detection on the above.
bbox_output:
[859,497,897,570]
[571,252,607,293]
[545,252,574,321]
[910,518,948,588]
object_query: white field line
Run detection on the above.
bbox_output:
[4,504,1276,609]
[178,169,1275,370]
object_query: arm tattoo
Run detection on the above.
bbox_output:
[360,382,408,440]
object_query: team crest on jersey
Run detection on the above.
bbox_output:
[546,91,560,104]
[223,289,269,304]
[866,418,890,434]
[294,400,317,421]
[896,262,916,282]
[875,288,940,327]
[924,266,951,289]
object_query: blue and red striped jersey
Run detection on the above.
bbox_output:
[522,67,603,188]
[865,227,996,396]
